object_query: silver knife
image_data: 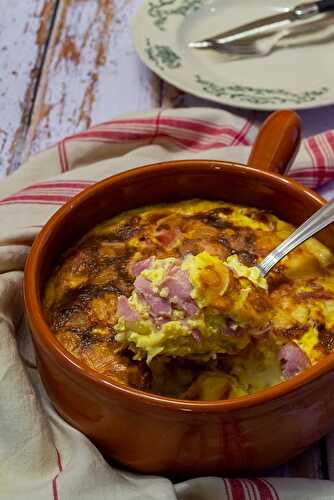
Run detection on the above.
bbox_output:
[189,0,334,49]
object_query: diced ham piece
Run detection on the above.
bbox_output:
[132,257,153,277]
[131,259,198,325]
[117,296,140,322]
[192,328,202,344]
[147,294,172,318]
[161,267,198,316]
[182,300,199,316]
[162,267,192,299]
[156,228,180,248]
[279,342,311,379]
[135,275,171,320]
[134,275,153,298]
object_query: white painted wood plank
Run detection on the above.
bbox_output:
[23,0,159,160]
[0,0,57,176]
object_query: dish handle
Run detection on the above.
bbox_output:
[247,110,301,175]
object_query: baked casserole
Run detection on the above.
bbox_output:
[43,200,334,400]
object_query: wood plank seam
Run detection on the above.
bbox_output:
[4,1,59,175]
[21,1,61,166]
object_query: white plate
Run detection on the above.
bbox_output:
[132,0,334,110]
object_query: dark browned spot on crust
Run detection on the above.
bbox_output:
[156,223,170,231]
[220,229,256,253]
[54,283,123,321]
[218,236,232,251]
[198,209,233,230]
[60,244,100,275]
[319,325,334,353]
[280,325,309,340]
[94,252,134,292]
[220,207,233,215]
[85,218,140,245]
[77,329,103,348]
[248,290,271,313]
[267,267,291,292]
[145,211,171,224]
[52,303,90,330]
[252,211,275,229]
[113,218,141,240]
[237,251,257,266]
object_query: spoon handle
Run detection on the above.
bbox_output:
[259,199,334,276]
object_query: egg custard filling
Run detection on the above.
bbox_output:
[43,199,334,400]
[114,252,270,363]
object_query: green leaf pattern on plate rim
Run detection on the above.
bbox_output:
[147,0,203,31]
[145,39,182,71]
[195,75,329,105]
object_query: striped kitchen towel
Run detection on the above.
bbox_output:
[1,107,334,500]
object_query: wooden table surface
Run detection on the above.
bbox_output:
[1,0,334,482]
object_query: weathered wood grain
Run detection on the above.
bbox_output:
[2,0,333,175]
[0,0,58,175]
[23,0,158,160]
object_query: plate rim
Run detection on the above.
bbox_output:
[132,0,334,111]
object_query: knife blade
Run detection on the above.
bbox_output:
[188,1,325,49]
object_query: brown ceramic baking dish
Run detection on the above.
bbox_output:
[24,110,334,477]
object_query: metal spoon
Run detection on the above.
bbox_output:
[258,199,334,276]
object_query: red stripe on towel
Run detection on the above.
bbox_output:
[306,137,326,184]
[250,478,276,500]
[73,116,248,142]
[0,194,72,206]
[52,448,63,500]
[227,478,247,499]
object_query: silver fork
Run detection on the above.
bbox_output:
[258,199,334,277]
[200,13,334,58]
[208,30,288,58]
